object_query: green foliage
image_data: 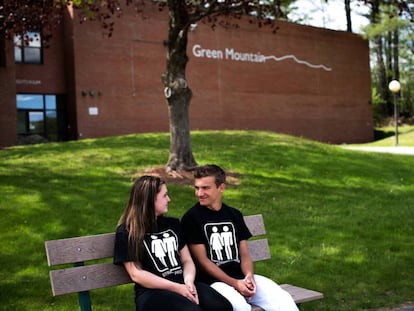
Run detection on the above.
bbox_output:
[1,131,413,311]
[371,86,387,123]
[362,5,414,121]
[362,12,408,38]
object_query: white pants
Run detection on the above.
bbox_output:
[211,274,299,311]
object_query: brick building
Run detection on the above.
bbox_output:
[0,4,373,148]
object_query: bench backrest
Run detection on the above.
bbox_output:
[45,214,270,296]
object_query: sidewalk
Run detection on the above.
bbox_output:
[342,146,414,155]
[371,302,414,311]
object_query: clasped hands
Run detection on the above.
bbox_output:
[176,282,199,304]
[235,274,256,299]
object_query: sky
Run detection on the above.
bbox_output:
[287,0,370,33]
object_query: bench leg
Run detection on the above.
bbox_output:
[78,291,92,311]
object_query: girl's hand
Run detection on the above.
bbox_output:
[175,283,199,304]
[185,282,199,305]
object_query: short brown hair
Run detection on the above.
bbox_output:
[194,164,226,187]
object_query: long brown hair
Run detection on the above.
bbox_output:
[118,175,166,261]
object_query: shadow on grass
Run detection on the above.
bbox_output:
[374,129,395,141]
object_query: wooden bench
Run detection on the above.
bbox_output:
[45,214,323,311]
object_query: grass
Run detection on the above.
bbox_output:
[369,125,414,147]
[0,130,413,311]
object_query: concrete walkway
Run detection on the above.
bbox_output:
[342,146,414,155]
[372,302,414,311]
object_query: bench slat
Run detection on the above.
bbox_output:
[281,284,324,303]
[45,233,115,266]
[47,238,271,296]
[46,215,264,266]
[50,263,324,305]
[244,214,266,236]
[50,262,132,296]
[48,238,271,296]
[247,239,271,262]
[250,284,324,310]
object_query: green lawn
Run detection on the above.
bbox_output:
[369,125,414,147]
[0,130,413,311]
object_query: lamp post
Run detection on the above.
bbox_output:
[388,80,401,146]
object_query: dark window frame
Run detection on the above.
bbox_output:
[14,31,43,65]
[17,94,66,142]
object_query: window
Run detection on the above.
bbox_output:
[17,94,67,142]
[14,32,43,64]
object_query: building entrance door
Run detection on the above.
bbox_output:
[17,94,68,144]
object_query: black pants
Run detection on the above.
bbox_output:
[135,282,232,311]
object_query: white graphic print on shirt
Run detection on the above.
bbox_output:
[204,222,240,264]
[143,229,181,274]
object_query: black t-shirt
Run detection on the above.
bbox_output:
[181,202,252,284]
[114,216,185,295]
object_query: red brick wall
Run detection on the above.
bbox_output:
[71,4,372,143]
[70,4,169,139]
[187,20,373,143]
[0,40,17,147]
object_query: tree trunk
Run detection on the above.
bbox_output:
[344,0,352,32]
[374,35,388,115]
[385,31,394,114]
[392,29,399,82]
[162,1,197,172]
[370,0,388,116]
[392,28,400,116]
